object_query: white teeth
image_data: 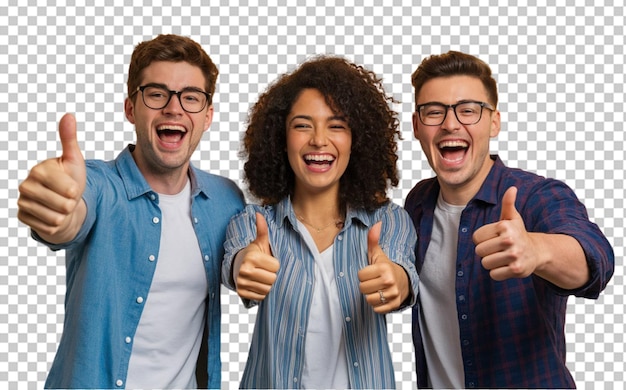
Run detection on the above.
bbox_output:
[438,140,468,148]
[157,125,186,132]
[304,154,335,162]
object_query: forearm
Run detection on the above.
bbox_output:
[531,233,590,290]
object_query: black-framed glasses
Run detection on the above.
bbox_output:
[132,84,210,113]
[416,100,495,126]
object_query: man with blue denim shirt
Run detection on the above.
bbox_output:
[17,34,244,389]
[405,51,614,388]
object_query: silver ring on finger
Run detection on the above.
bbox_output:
[378,289,386,304]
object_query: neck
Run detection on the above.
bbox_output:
[291,193,344,233]
[439,156,494,205]
[132,150,190,195]
[144,169,190,195]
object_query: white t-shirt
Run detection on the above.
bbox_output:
[298,220,350,389]
[418,193,466,388]
[126,180,208,389]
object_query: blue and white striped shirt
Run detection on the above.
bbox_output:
[222,197,418,389]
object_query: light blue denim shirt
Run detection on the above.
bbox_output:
[34,145,244,389]
[222,197,418,389]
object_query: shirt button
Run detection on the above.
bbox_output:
[458,295,465,302]
[345,317,351,322]
[463,339,470,346]
[125,336,131,344]
[461,314,468,320]
[194,217,199,224]
[149,194,156,201]
[149,255,156,262]
[457,270,464,277]
[152,217,160,224]
[136,297,144,304]
[461,227,468,233]
[116,379,123,387]
[338,272,344,277]
[204,255,209,262]
[353,362,359,367]
[337,235,343,241]
[293,377,298,383]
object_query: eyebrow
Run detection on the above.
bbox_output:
[142,82,206,93]
[288,114,347,124]
[418,99,484,106]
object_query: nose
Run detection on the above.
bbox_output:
[441,106,461,131]
[163,93,184,115]
[309,127,329,146]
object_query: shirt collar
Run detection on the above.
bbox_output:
[471,154,505,205]
[114,144,204,200]
[273,196,377,230]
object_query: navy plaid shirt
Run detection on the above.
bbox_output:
[405,155,614,389]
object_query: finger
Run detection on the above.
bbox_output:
[236,250,279,301]
[474,232,509,258]
[18,174,78,214]
[237,288,272,302]
[16,207,63,234]
[236,278,276,297]
[253,212,273,256]
[358,264,379,285]
[58,114,84,166]
[367,221,382,265]
[238,259,279,284]
[473,224,497,246]
[17,191,76,225]
[480,251,512,271]
[485,263,519,282]
[57,114,86,200]
[365,289,398,314]
[358,260,395,292]
[500,186,519,221]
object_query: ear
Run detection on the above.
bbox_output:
[489,109,501,138]
[203,104,214,132]
[124,98,136,124]
[412,111,420,139]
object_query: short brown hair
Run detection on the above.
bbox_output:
[127,34,218,104]
[411,51,498,108]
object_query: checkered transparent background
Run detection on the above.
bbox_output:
[1,1,624,389]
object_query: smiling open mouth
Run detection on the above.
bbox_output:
[439,140,468,162]
[157,125,187,143]
[304,154,335,166]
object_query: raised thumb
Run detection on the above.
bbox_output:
[367,221,382,264]
[58,113,84,165]
[500,186,519,221]
[254,212,271,254]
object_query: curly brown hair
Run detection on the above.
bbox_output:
[242,55,401,211]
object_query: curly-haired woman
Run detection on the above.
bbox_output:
[221,55,419,389]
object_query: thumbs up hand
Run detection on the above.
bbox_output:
[57,113,86,190]
[358,221,410,313]
[17,114,87,243]
[473,186,539,281]
[233,212,280,301]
